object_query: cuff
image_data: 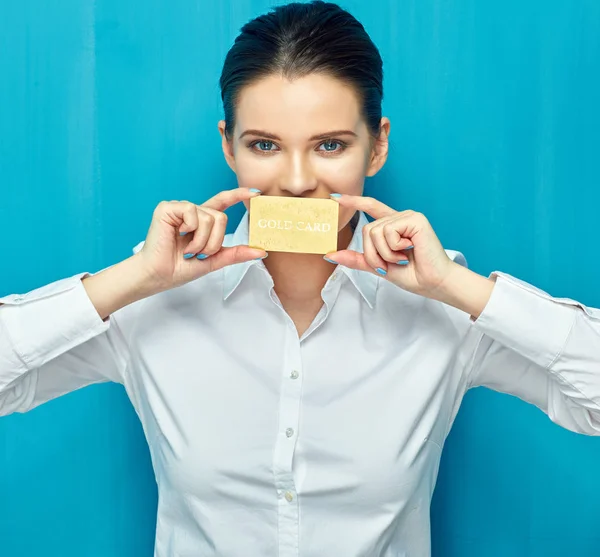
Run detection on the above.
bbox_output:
[473,272,577,369]
[0,273,110,379]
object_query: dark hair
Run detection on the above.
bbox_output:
[219,1,383,139]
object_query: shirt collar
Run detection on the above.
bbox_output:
[222,211,379,308]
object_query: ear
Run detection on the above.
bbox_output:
[218,120,236,173]
[366,117,390,177]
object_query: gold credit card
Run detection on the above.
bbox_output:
[249,196,339,254]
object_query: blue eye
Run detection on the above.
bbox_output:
[255,141,276,151]
[318,141,344,153]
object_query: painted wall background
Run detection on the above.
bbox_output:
[1,0,599,555]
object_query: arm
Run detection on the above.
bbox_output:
[324,194,600,435]
[0,189,266,417]
[440,266,600,435]
[0,254,158,416]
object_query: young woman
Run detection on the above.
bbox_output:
[1,2,598,556]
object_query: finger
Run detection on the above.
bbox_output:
[206,245,267,272]
[362,224,389,275]
[330,194,396,220]
[202,187,262,212]
[183,208,215,256]
[369,221,412,262]
[371,238,409,264]
[381,220,415,252]
[369,221,405,263]
[169,202,199,236]
[197,207,228,257]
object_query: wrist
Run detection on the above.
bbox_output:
[430,262,496,319]
[83,254,165,320]
[129,252,170,297]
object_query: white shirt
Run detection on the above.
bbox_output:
[1,211,599,557]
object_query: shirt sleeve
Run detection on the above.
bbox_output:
[466,272,600,436]
[0,272,134,416]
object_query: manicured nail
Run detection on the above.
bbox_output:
[330,193,342,198]
[324,257,338,264]
[376,267,387,276]
[404,245,414,250]
[180,231,187,236]
[255,253,268,260]
[249,188,262,193]
[196,254,208,260]
[396,260,410,265]
[183,253,195,259]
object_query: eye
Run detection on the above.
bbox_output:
[251,140,279,153]
[317,140,346,154]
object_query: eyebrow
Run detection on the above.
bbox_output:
[238,129,358,141]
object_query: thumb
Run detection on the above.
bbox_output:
[208,245,267,272]
[325,250,377,275]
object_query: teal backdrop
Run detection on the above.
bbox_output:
[1,1,599,555]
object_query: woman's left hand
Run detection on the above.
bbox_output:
[325,194,458,299]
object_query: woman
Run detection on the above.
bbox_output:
[1,1,598,556]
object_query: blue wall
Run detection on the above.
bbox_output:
[1,1,599,555]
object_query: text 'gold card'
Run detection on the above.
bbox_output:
[249,196,339,254]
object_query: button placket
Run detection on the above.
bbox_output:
[272,322,303,557]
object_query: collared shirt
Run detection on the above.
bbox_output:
[1,211,599,557]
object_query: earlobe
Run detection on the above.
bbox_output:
[218,120,236,173]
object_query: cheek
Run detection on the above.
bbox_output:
[316,164,365,232]
[232,150,286,200]
[317,147,370,190]
[317,155,369,232]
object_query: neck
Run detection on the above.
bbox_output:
[264,220,355,305]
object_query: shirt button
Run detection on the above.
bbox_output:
[285,428,294,438]
[284,491,294,502]
[290,370,299,380]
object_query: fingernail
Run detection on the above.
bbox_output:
[196,254,208,260]
[376,267,387,276]
[255,253,268,260]
[404,245,414,250]
[183,253,195,259]
[180,231,188,236]
[330,193,342,198]
[396,260,409,265]
[324,257,338,264]
[249,188,262,193]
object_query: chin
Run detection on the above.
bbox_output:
[338,210,359,233]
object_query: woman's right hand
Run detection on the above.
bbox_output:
[137,187,266,292]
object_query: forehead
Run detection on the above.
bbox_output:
[234,73,364,137]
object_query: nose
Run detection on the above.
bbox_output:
[280,151,318,197]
